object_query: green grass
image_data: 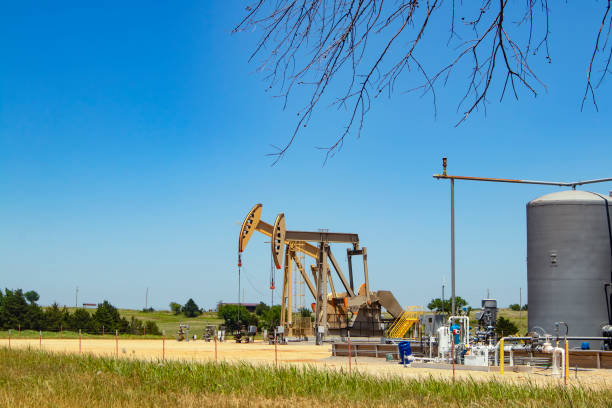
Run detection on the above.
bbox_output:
[468,308,529,336]
[0,347,608,408]
[2,308,224,339]
[118,309,223,335]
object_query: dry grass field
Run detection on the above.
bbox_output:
[1,346,611,408]
[2,337,611,389]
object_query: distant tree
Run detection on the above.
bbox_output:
[92,300,125,333]
[509,304,521,311]
[218,304,252,332]
[427,296,468,314]
[129,316,143,335]
[24,290,40,303]
[0,289,29,329]
[299,307,312,318]
[70,308,94,332]
[182,298,202,318]
[144,320,161,336]
[259,305,282,331]
[25,302,45,330]
[142,307,155,313]
[44,302,66,331]
[521,304,528,311]
[495,316,519,337]
[254,302,269,316]
[169,302,182,315]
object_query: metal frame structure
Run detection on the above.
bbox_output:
[238,204,375,343]
[433,157,612,315]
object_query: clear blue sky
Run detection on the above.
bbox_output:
[1,2,611,311]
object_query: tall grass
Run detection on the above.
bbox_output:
[0,347,608,407]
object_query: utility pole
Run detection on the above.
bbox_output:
[145,288,149,310]
[75,286,79,308]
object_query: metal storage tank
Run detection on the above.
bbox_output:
[527,190,612,346]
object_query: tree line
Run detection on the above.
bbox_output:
[217,302,312,332]
[0,288,160,335]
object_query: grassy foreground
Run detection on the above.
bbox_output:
[0,348,609,408]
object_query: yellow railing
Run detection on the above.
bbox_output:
[385,306,425,338]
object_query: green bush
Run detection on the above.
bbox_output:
[495,316,519,337]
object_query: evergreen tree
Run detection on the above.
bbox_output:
[92,300,122,333]
[44,303,65,331]
[182,298,201,318]
[0,289,29,329]
[495,316,519,337]
[70,308,94,333]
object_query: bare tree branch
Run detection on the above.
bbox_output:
[234,1,612,164]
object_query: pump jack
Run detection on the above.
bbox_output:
[238,204,403,344]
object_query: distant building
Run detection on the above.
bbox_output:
[218,302,258,313]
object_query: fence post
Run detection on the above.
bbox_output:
[79,329,82,354]
[18,324,20,335]
[39,330,42,349]
[102,325,105,337]
[162,330,166,361]
[214,331,217,362]
[348,330,352,374]
[60,324,63,338]
[115,330,118,358]
[500,338,504,375]
[8,329,10,349]
[274,329,278,368]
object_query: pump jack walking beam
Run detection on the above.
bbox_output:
[238,204,369,342]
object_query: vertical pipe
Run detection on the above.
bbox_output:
[287,249,293,336]
[115,330,118,358]
[348,331,351,374]
[565,338,569,383]
[39,330,42,349]
[102,325,105,337]
[274,330,278,368]
[79,329,82,354]
[500,338,505,375]
[450,178,456,315]
[347,250,354,292]
[214,331,217,362]
[452,341,455,381]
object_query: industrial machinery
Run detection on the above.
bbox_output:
[527,190,612,348]
[238,204,404,343]
[474,299,498,343]
[203,325,216,342]
[177,324,189,342]
[234,325,257,343]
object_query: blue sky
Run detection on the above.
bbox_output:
[1,2,611,311]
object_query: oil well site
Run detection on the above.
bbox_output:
[4,2,612,407]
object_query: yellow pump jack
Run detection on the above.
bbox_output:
[238,204,403,344]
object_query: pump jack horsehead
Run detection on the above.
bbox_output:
[238,204,404,344]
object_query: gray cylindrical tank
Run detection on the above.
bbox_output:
[527,190,612,346]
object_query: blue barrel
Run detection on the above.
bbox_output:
[581,342,590,350]
[398,341,412,364]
